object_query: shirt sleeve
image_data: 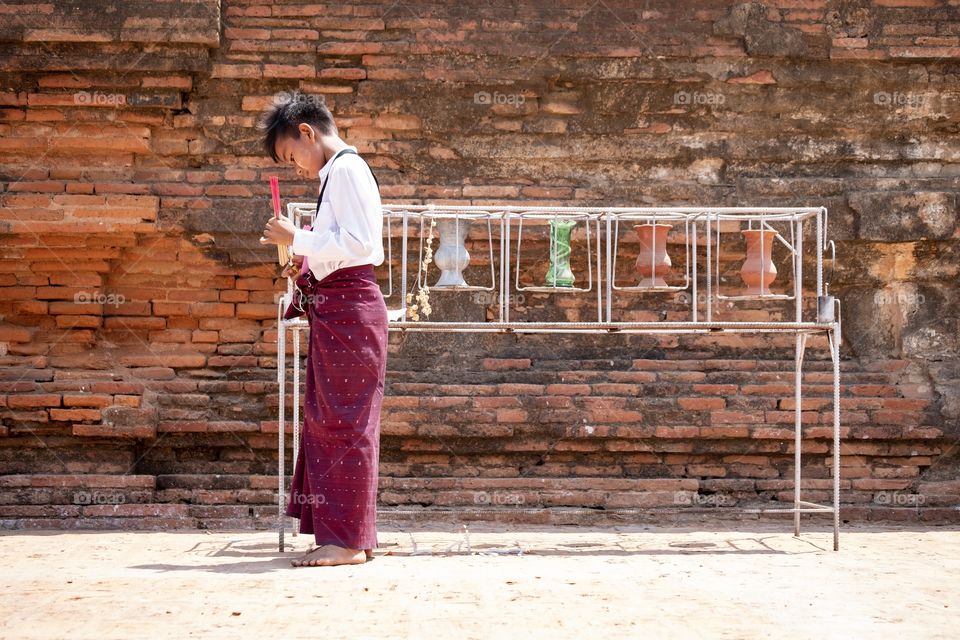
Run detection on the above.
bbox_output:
[290,158,381,261]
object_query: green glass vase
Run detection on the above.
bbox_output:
[545,218,576,287]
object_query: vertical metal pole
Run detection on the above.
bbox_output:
[793,333,807,536]
[796,218,803,322]
[605,213,612,323]
[816,209,823,298]
[505,214,511,324]
[833,302,842,551]
[692,220,698,323]
[548,214,556,292]
[292,326,300,461]
[401,211,408,320]
[291,325,300,538]
[794,215,805,537]
[706,214,712,322]
[385,214,392,298]
[596,216,602,323]
[277,303,286,552]
[499,214,505,323]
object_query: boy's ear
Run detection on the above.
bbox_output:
[298,122,316,142]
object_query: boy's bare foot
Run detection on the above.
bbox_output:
[291,544,367,567]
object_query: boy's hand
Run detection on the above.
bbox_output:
[281,255,304,279]
[260,216,297,246]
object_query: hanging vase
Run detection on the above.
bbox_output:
[634,223,673,287]
[545,218,576,287]
[740,229,777,295]
[433,217,471,288]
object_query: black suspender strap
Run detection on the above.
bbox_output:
[316,148,380,211]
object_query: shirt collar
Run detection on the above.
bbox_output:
[318,145,358,181]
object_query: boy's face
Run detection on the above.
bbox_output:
[275,123,325,179]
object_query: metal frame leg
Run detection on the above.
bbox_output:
[793,333,808,536]
[832,307,842,551]
[277,306,286,553]
[292,325,300,538]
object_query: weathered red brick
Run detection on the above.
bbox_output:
[7,394,60,408]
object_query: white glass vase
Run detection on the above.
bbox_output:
[433,217,471,288]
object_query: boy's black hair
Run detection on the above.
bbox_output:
[258,90,336,162]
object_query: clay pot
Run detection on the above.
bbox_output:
[433,218,471,287]
[634,224,673,287]
[740,229,777,295]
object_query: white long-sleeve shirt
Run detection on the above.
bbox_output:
[290,145,384,282]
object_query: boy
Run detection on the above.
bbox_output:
[258,90,387,567]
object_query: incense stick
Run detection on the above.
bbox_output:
[270,175,290,266]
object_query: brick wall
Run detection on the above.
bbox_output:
[0,0,958,529]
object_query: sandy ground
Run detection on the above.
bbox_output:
[2,523,958,640]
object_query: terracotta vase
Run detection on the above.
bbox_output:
[545,219,577,287]
[634,224,673,287]
[433,218,471,287]
[740,229,777,295]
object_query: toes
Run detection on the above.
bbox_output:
[291,554,314,567]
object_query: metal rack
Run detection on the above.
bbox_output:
[276,205,842,552]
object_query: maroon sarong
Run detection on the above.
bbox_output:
[285,263,388,550]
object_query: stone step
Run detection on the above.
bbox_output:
[2,474,946,512]
[4,502,957,531]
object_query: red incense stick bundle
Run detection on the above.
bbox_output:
[270,176,290,266]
